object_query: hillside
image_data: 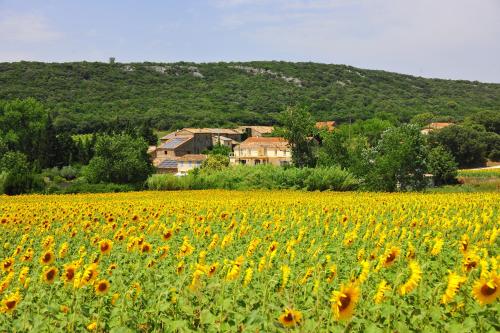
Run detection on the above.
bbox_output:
[1,61,499,133]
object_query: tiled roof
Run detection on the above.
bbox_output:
[428,122,453,129]
[236,126,275,134]
[239,136,289,147]
[183,128,241,135]
[316,121,336,131]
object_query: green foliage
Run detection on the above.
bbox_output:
[429,125,487,168]
[340,118,394,146]
[146,165,359,191]
[316,130,350,168]
[410,112,435,128]
[365,124,428,191]
[0,151,29,174]
[2,61,497,133]
[84,134,153,184]
[200,154,230,172]
[278,106,317,167]
[468,110,500,134]
[427,146,458,185]
[204,144,231,156]
[2,171,44,195]
[60,182,136,194]
[0,171,7,194]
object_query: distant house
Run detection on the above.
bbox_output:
[236,126,275,138]
[154,127,241,171]
[230,137,291,166]
[421,122,453,135]
[157,154,207,174]
[315,121,336,132]
[177,154,207,174]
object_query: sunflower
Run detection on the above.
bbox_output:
[374,280,391,304]
[141,242,152,253]
[382,247,400,267]
[95,279,110,295]
[1,257,14,272]
[207,262,219,277]
[278,308,303,328]
[267,241,278,256]
[459,234,469,253]
[331,283,360,321]
[463,252,479,272]
[108,263,117,275]
[471,272,499,306]
[81,263,99,286]
[40,250,55,265]
[0,291,21,314]
[177,238,194,257]
[399,261,422,295]
[176,261,185,274]
[21,248,33,262]
[162,228,173,241]
[243,267,253,287]
[98,239,113,255]
[63,264,77,283]
[42,266,59,284]
[441,272,467,304]
[280,265,291,291]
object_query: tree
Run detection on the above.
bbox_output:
[0,151,43,195]
[427,146,458,186]
[342,118,393,147]
[200,154,229,172]
[0,98,47,162]
[315,130,349,168]
[84,134,153,184]
[468,110,500,134]
[411,112,435,128]
[278,106,316,167]
[428,125,487,168]
[205,144,231,156]
[366,124,428,191]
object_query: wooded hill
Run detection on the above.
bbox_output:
[1,61,499,133]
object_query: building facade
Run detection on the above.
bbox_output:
[230,137,291,166]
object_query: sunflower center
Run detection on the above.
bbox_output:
[101,244,109,252]
[43,253,51,262]
[481,283,497,296]
[47,270,56,280]
[66,269,75,279]
[284,312,294,322]
[6,300,17,309]
[386,253,396,263]
[98,283,108,291]
[339,294,351,311]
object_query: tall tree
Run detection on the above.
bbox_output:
[278,106,317,168]
[366,124,428,191]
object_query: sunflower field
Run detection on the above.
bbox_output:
[0,190,498,332]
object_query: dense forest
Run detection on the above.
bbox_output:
[1,61,499,133]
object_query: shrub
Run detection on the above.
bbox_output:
[146,165,359,191]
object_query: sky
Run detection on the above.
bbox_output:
[0,0,499,82]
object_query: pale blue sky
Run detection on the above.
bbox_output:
[1,0,499,82]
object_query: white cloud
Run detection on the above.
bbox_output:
[0,12,62,43]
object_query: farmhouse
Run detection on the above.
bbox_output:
[230,137,291,166]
